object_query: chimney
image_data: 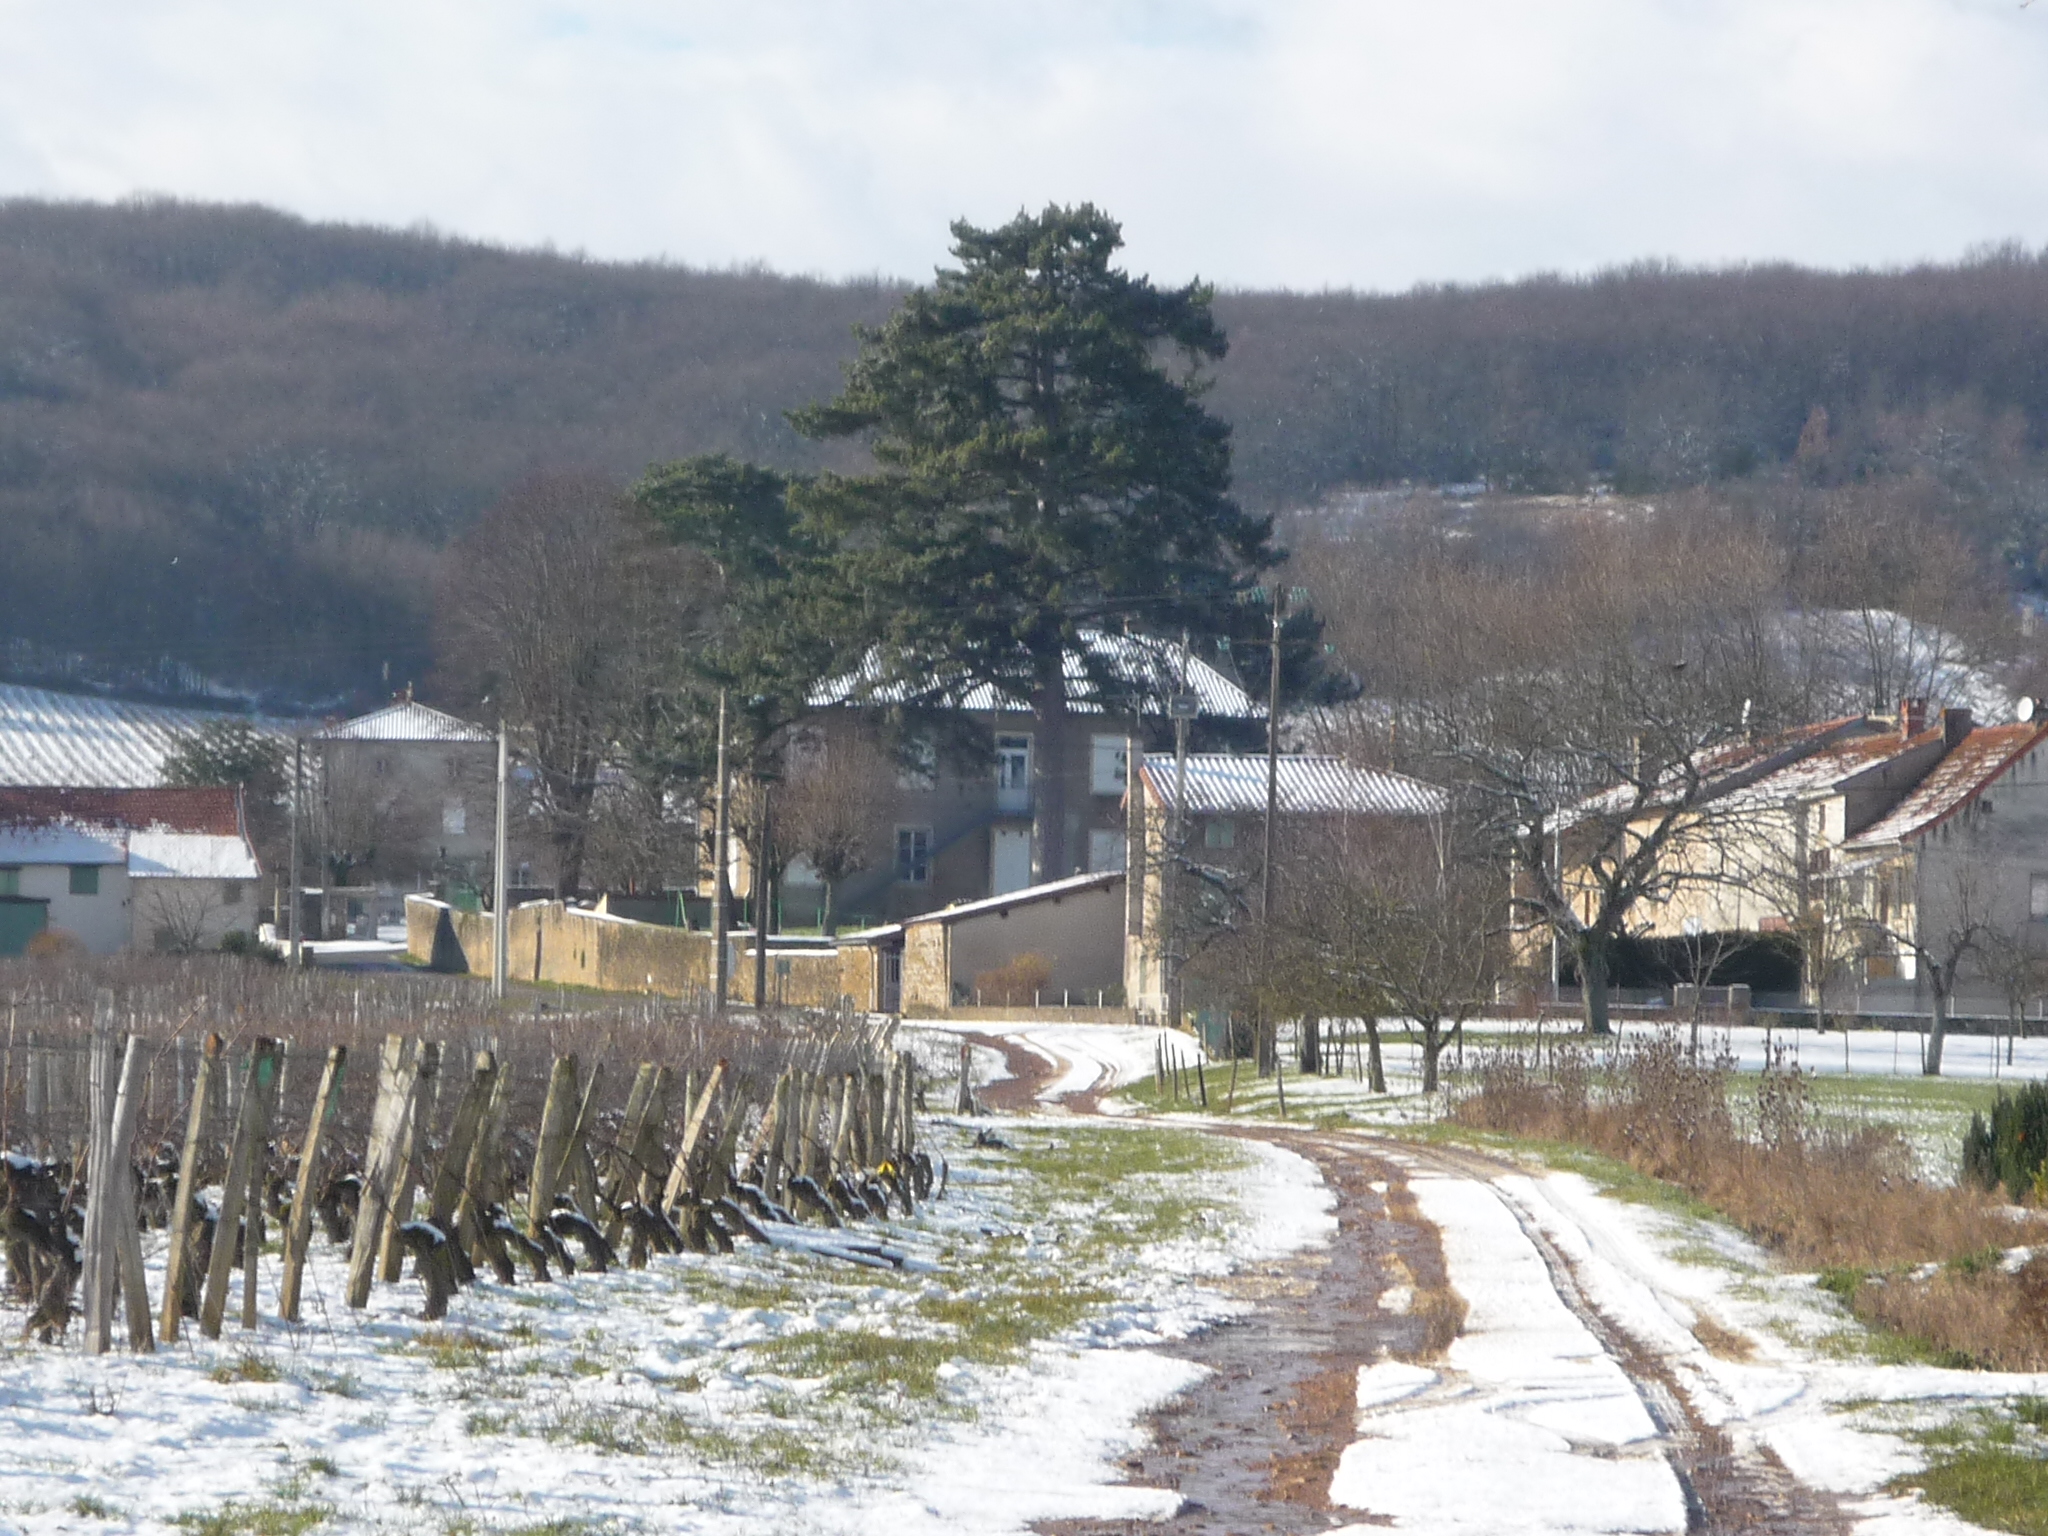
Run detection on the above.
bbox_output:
[1942,707,1973,748]
[1899,697,1929,740]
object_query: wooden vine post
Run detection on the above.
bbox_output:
[278,1045,347,1323]
[347,1034,420,1310]
[160,1033,223,1343]
[200,1038,281,1339]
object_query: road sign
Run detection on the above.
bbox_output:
[1168,694,1201,720]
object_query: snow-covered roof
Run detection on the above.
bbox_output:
[0,785,260,876]
[1848,721,2048,847]
[1140,754,1447,817]
[0,825,126,865]
[903,869,1123,927]
[0,683,290,788]
[315,700,494,743]
[128,830,261,881]
[810,630,1260,719]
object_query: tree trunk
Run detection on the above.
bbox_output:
[821,879,836,938]
[1924,970,1949,1076]
[1298,1015,1321,1074]
[1580,936,1613,1036]
[1419,1022,1444,1094]
[1363,1015,1387,1094]
[1032,675,1071,883]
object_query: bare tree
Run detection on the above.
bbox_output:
[437,472,715,895]
[775,724,896,934]
[1979,919,2048,1071]
[137,882,226,954]
[312,751,432,888]
[1290,816,1501,1093]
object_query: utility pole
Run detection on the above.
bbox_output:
[1166,630,1194,1030]
[752,779,771,1009]
[1257,588,1287,1074]
[711,690,731,1016]
[286,736,303,967]
[492,718,509,1002]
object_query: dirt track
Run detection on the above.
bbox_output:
[964,1029,1850,1535]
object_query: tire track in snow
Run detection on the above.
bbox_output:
[1395,1139,1851,1536]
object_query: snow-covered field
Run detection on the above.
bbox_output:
[0,1114,1332,1535]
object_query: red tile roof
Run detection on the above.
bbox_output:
[1849,722,2048,846]
[0,785,245,837]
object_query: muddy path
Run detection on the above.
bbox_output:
[959,1028,1851,1535]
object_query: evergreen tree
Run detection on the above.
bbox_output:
[791,204,1274,879]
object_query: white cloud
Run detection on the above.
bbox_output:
[0,0,2045,289]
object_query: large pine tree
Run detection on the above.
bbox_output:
[792,204,1274,880]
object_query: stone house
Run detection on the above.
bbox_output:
[783,631,1259,929]
[1123,752,1449,1017]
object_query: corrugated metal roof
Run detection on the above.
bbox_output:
[0,683,289,788]
[315,700,494,743]
[810,629,1260,719]
[1849,721,2048,846]
[1140,754,1448,816]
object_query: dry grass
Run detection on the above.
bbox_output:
[1458,1035,2013,1271]
[1458,1034,2042,1367]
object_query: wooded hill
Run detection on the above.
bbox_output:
[6,196,2048,700]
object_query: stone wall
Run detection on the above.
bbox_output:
[407,894,857,1007]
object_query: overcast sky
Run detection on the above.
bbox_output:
[3,1,2045,292]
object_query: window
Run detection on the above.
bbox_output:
[995,735,1031,814]
[0,866,17,896]
[1204,819,1235,849]
[69,865,99,896]
[2032,874,2048,921]
[897,734,938,791]
[1088,828,1127,873]
[896,826,932,884]
[1090,735,1128,797]
[442,797,468,836]
[221,881,243,906]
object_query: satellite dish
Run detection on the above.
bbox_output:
[2020,696,2037,723]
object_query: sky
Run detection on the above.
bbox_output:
[2,1,2046,292]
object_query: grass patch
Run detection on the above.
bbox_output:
[409,1328,506,1370]
[1892,1402,2048,1534]
[209,1352,283,1385]
[174,1500,330,1536]
[69,1494,118,1518]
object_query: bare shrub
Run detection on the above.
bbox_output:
[973,953,1054,1007]
[1456,1032,2015,1271]
[1852,1257,2048,1372]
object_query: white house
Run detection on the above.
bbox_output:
[0,787,263,956]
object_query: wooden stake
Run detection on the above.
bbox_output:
[378,1040,441,1284]
[661,1060,727,1212]
[200,1039,280,1338]
[346,1034,419,1310]
[527,1054,581,1237]
[279,1046,347,1323]
[161,1033,222,1343]
[110,1036,155,1352]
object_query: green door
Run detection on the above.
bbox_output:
[0,897,49,957]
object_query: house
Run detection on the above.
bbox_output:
[1123,752,1449,1017]
[895,870,1129,1016]
[0,786,262,956]
[786,630,1260,928]
[311,695,525,917]
[1566,699,2048,1011]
